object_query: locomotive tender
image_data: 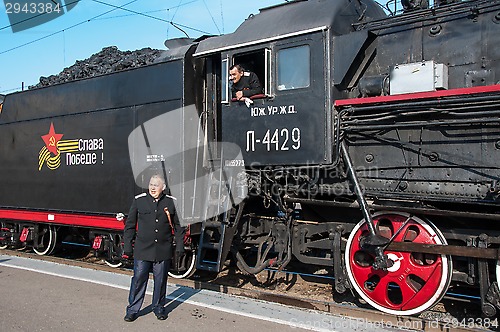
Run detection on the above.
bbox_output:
[2,0,500,317]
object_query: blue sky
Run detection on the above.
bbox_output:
[0,0,283,94]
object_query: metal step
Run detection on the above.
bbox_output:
[196,221,226,271]
[196,217,227,272]
[196,166,231,272]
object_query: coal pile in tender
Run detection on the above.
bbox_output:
[30,46,164,89]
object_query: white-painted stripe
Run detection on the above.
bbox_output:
[0,258,329,330]
[193,26,328,57]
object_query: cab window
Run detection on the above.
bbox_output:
[277,45,310,91]
[233,51,265,90]
[223,49,270,102]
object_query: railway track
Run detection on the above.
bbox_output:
[1,247,497,332]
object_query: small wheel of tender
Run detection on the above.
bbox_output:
[168,249,197,279]
[0,222,9,249]
[104,233,124,268]
[33,225,57,256]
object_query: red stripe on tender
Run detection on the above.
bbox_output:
[0,209,124,231]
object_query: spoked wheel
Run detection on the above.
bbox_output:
[0,222,9,249]
[33,225,57,256]
[345,211,452,316]
[168,249,197,279]
[104,233,124,268]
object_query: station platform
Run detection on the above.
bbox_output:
[0,254,399,332]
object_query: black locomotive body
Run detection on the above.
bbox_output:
[1,0,500,317]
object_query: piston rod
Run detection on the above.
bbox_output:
[340,141,375,234]
[340,141,392,270]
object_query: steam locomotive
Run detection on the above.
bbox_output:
[2,0,500,317]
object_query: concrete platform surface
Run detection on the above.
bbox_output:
[0,254,399,332]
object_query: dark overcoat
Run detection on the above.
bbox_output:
[231,71,263,98]
[123,192,184,262]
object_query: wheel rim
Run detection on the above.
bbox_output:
[345,211,452,315]
[104,233,123,268]
[496,260,500,293]
[168,250,197,279]
[104,259,123,268]
[33,225,57,256]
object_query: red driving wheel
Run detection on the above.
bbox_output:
[345,211,452,315]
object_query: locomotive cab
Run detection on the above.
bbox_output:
[220,33,328,166]
[190,0,390,285]
[195,0,385,168]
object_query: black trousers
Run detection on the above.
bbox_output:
[126,259,170,315]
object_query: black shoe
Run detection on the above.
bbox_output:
[124,313,137,322]
[155,313,167,320]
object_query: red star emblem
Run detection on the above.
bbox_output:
[41,123,63,155]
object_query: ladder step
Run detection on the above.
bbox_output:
[197,261,220,272]
[196,170,233,273]
[201,242,220,250]
[203,221,223,228]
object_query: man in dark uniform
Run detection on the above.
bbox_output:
[122,174,185,322]
[229,64,263,101]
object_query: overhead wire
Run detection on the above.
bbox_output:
[92,0,209,33]
[167,0,187,37]
[91,8,174,21]
[220,0,224,34]
[0,0,139,92]
[91,0,199,21]
[0,0,226,92]
[0,0,140,56]
[91,0,212,37]
[0,0,80,31]
[202,0,221,34]
[0,0,199,31]
[0,0,212,56]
